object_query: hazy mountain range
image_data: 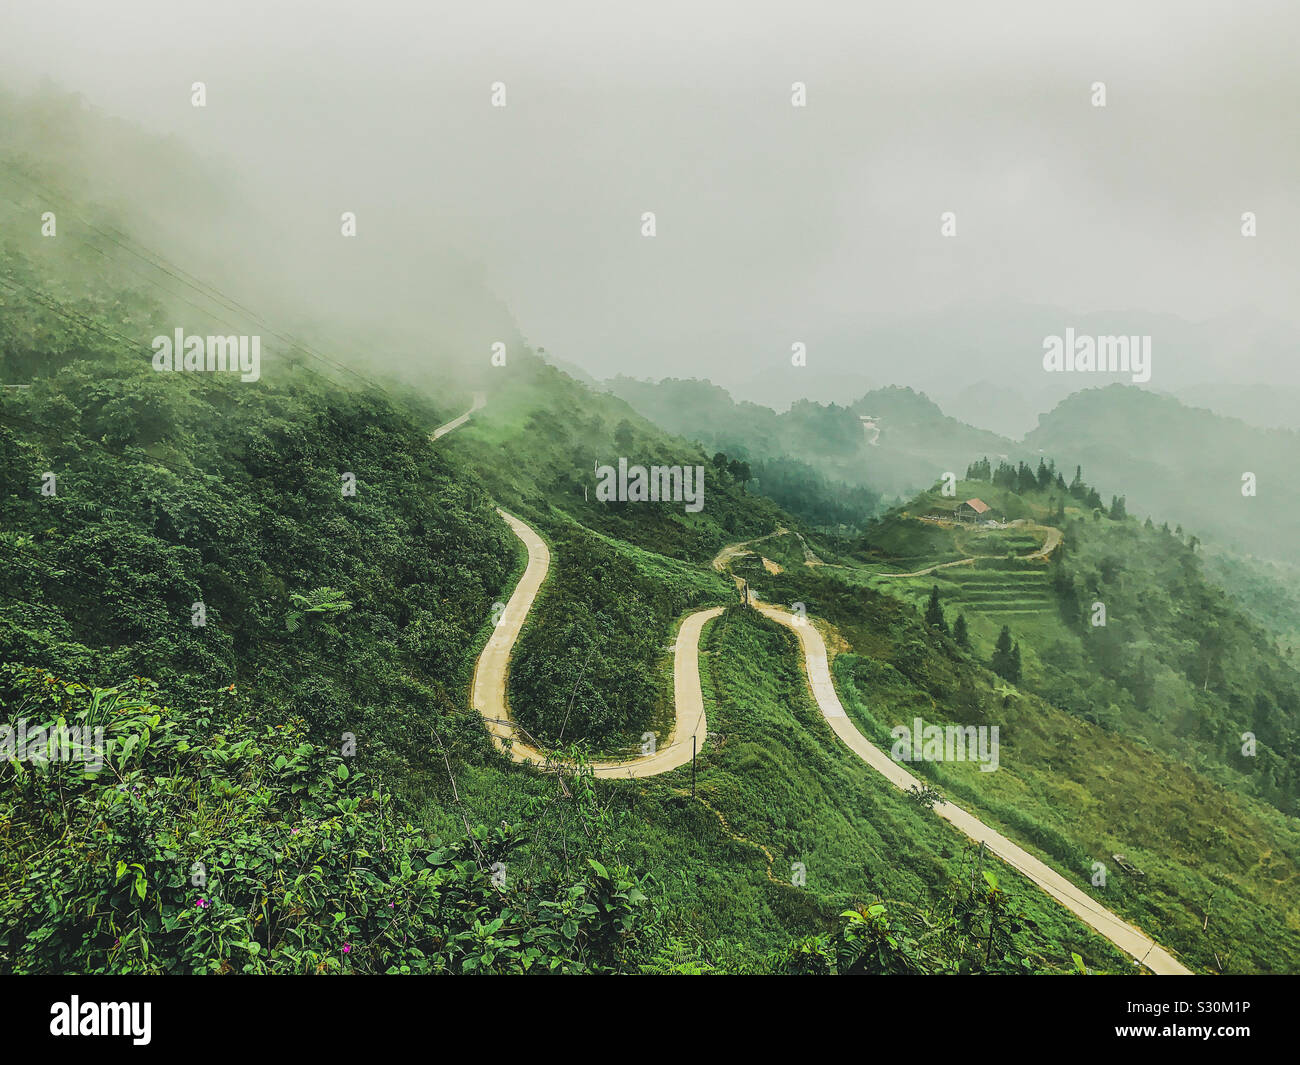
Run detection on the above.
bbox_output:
[606,370,1300,565]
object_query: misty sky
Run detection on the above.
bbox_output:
[2,0,1297,408]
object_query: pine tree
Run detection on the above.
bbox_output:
[991,625,1016,680]
[953,613,970,649]
[925,585,949,636]
[1009,641,1022,684]
[1036,458,1052,490]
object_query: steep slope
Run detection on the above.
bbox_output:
[737,545,1300,973]
[0,262,511,776]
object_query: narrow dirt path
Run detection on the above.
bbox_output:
[1019,522,1063,560]
[871,520,1062,577]
[875,556,976,578]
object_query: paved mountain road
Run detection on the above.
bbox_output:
[430,392,486,439]
[456,464,1189,971]
[470,510,721,779]
[751,597,1191,975]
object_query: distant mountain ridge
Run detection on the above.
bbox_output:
[604,376,1018,503]
[609,374,1300,567]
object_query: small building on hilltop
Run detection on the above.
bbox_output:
[954,498,991,523]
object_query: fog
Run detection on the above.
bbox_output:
[2,0,1297,429]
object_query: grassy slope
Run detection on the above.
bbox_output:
[433,606,1135,972]
[439,353,801,750]
[738,537,1300,973]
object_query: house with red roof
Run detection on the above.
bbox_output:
[954,498,991,523]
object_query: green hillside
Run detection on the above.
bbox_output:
[3,85,1299,979]
[736,526,1300,974]
[1026,384,1300,565]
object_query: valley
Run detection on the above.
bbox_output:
[2,72,1298,984]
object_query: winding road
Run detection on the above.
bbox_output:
[751,598,1190,975]
[472,512,1190,973]
[430,391,486,439]
[469,510,721,779]
[436,406,1189,973]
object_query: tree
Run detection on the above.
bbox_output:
[1069,465,1085,499]
[1036,458,1052,491]
[1109,495,1127,521]
[286,587,353,633]
[992,625,1020,683]
[953,613,970,649]
[1133,654,1155,712]
[906,782,946,811]
[924,585,949,636]
[726,459,751,491]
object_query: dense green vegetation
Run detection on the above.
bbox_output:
[4,85,1299,978]
[0,664,649,974]
[1201,548,1300,668]
[0,250,511,779]
[508,522,727,751]
[444,358,793,562]
[735,487,1300,973]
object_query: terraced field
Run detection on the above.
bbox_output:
[868,563,1055,624]
[943,566,1054,618]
